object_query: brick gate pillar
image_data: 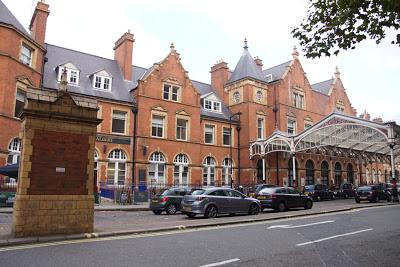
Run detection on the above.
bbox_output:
[12,84,101,237]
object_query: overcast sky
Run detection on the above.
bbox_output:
[4,0,399,122]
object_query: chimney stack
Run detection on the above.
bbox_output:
[210,60,229,102]
[114,30,135,81]
[29,1,50,47]
[254,56,263,71]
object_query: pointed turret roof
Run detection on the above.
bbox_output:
[226,39,264,84]
[0,0,30,36]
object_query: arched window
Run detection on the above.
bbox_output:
[372,169,376,184]
[203,157,216,186]
[347,164,354,184]
[174,154,189,185]
[321,161,329,186]
[149,152,166,184]
[7,138,21,164]
[107,149,127,186]
[335,162,342,186]
[256,159,268,184]
[288,159,298,187]
[305,160,315,185]
[222,158,232,186]
[366,168,370,184]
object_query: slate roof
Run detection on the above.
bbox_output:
[227,47,265,84]
[311,79,334,95]
[262,60,291,82]
[43,44,147,103]
[0,0,30,36]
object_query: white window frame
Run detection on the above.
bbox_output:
[152,115,165,138]
[111,110,127,134]
[203,156,216,186]
[14,90,25,118]
[287,118,296,136]
[222,127,231,146]
[176,118,188,141]
[204,124,215,144]
[93,75,112,91]
[304,121,313,130]
[204,99,221,112]
[20,44,33,66]
[173,154,189,185]
[107,149,127,186]
[58,68,80,85]
[257,117,265,140]
[149,152,166,184]
[162,83,180,102]
[292,91,305,109]
[222,158,232,186]
[7,138,21,165]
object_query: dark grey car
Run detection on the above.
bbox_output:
[181,188,260,218]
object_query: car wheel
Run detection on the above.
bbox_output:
[152,210,162,215]
[344,194,349,199]
[248,203,259,215]
[166,204,177,215]
[277,202,286,212]
[387,195,392,202]
[186,213,196,218]
[375,196,379,203]
[304,200,313,210]
[204,205,218,218]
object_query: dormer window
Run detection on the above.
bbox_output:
[57,63,80,86]
[204,99,221,112]
[266,74,273,82]
[92,72,112,91]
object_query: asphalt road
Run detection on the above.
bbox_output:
[0,205,399,267]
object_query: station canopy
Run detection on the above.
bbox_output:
[250,113,400,164]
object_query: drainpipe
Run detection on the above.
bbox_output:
[131,106,138,191]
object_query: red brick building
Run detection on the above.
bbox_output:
[1,1,398,192]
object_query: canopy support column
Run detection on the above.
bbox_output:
[262,158,266,181]
[390,144,399,202]
[292,154,297,187]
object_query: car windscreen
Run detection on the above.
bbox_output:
[357,186,371,191]
[259,188,276,194]
[191,189,205,195]
[304,185,315,192]
[160,189,175,196]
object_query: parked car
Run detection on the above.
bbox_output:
[255,187,313,212]
[302,184,335,201]
[336,183,355,199]
[150,187,194,215]
[355,185,392,203]
[249,184,277,198]
[181,187,260,218]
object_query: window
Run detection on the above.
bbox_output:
[58,68,80,85]
[304,121,313,130]
[265,74,273,82]
[321,161,329,186]
[223,127,231,146]
[292,91,305,109]
[335,162,342,186]
[222,158,232,186]
[112,111,126,134]
[257,118,265,139]
[163,84,180,102]
[203,156,216,186]
[336,105,345,112]
[107,149,127,186]
[7,138,21,164]
[174,154,189,185]
[176,119,188,141]
[20,44,33,66]
[203,99,221,112]
[93,75,112,91]
[347,164,354,184]
[305,160,315,185]
[287,118,296,136]
[14,90,25,117]
[204,125,215,144]
[152,115,165,138]
[149,152,165,184]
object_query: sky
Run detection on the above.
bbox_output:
[4,0,400,122]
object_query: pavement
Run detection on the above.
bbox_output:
[0,199,398,248]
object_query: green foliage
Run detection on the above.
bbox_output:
[292,0,400,58]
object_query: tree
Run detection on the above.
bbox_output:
[292,0,400,58]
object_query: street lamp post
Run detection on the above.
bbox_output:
[229,112,242,188]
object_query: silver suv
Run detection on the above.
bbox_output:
[181,187,260,218]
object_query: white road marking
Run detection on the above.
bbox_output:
[268,220,334,229]
[199,258,240,267]
[296,228,373,246]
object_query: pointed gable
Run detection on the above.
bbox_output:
[226,41,264,84]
